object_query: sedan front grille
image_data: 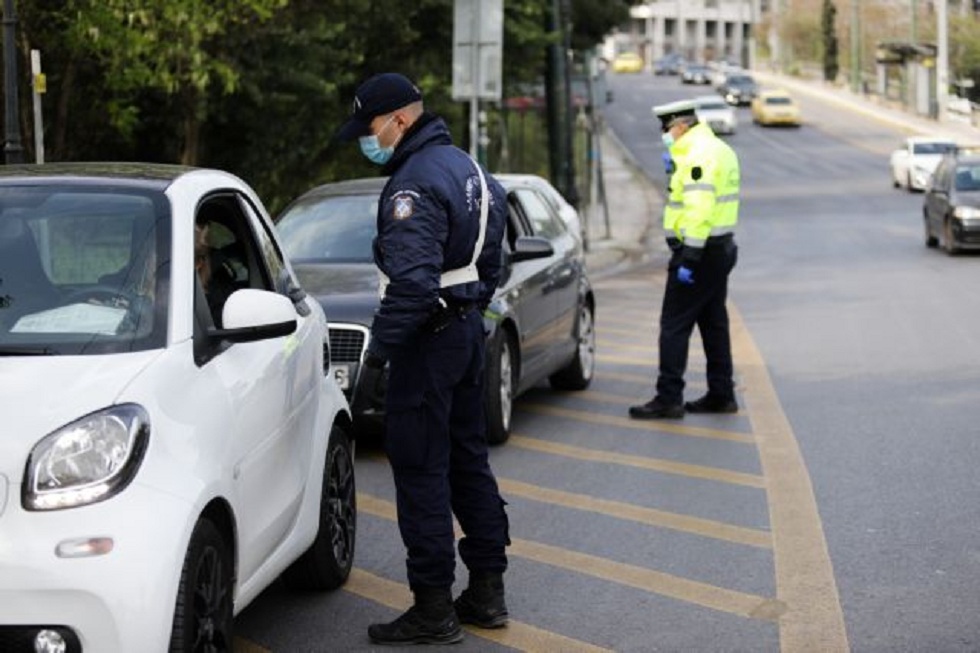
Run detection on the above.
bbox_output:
[329,324,368,364]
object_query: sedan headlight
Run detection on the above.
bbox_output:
[953,206,980,220]
[23,404,150,511]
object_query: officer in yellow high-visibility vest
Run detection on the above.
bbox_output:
[630,99,740,419]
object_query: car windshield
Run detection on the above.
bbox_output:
[954,165,980,192]
[0,185,170,356]
[729,76,755,86]
[698,100,729,111]
[913,142,956,155]
[277,194,377,262]
[765,96,793,105]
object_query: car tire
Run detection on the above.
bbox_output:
[484,328,516,446]
[924,214,938,248]
[943,218,960,256]
[169,518,233,653]
[549,300,595,391]
[281,426,356,591]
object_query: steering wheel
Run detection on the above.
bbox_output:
[64,285,140,309]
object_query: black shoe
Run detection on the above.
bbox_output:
[454,571,508,629]
[684,394,738,414]
[368,588,463,645]
[628,399,684,419]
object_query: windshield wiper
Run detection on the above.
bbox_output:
[0,346,58,356]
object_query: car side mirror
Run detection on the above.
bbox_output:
[509,236,554,263]
[212,288,298,344]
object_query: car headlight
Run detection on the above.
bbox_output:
[953,206,980,220]
[23,404,150,511]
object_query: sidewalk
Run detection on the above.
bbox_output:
[582,69,980,279]
[582,129,664,278]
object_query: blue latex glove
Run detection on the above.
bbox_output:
[661,151,675,175]
[677,266,695,285]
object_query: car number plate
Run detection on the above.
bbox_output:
[332,364,351,390]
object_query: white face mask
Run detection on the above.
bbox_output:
[661,132,675,149]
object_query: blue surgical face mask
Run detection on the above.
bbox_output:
[359,115,398,165]
[661,132,675,149]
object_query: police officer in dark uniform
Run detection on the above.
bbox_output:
[336,72,511,645]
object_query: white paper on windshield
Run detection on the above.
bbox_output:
[12,303,126,335]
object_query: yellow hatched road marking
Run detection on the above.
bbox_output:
[595,353,657,366]
[596,324,653,337]
[519,404,756,444]
[498,478,772,549]
[594,370,656,384]
[343,568,612,652]
[509,435,765,488]
[358,494,780,621]
[595,339,659,354]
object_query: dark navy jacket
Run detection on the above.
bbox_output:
[370,113,507,357]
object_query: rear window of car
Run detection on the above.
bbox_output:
[954,165,980,191]
[765,96,793,105]
[698,100,728,110]
[913,142,956,155]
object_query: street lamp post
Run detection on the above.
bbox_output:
[3,0,23,163]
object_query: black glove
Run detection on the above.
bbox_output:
[363,348,386,370]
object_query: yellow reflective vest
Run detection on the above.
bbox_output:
[663,122,740,256]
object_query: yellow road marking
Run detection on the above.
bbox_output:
[509,435,766,488]
[596,339,659,354]
[595,352,657,366]
[594,370,655,384]
[729,305,850,651]
[233,638,271,653]
[498,478,772,549]
[596,325,653,337]
[519,404,755,444]
[512,539,784,620]
[344,568,611,652]
[357,494,780,622]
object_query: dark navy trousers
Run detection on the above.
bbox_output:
[383,309,510,590]
[656,238,738,405]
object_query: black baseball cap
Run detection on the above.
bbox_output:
[335,73,423,142]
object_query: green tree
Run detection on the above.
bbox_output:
[821,0,839,82]
[68,0,287,165]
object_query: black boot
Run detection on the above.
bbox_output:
[368,586,463,645]
[454,571,508,628]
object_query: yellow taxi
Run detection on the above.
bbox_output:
[611,52,644,74]
[751,89,802,126]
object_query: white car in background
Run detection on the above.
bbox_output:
[890,136,957,191]
[693,95,738,135]
[0,164,356,652]
[494,173,586,249]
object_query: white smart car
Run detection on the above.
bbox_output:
[0,164,356,652]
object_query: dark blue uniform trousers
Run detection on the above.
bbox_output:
[384,309,510,590]
[656,238,738,405]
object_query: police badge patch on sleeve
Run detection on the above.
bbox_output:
[393,194,414,220]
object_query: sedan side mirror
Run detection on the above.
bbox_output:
[509,236,554,263]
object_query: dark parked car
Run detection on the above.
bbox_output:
[654,53,685,76]
[680,63,712,85]
[717,73,759,106]
[275,176,596,444]
[923,147,980,254]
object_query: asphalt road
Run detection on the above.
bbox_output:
[234,73,980,652]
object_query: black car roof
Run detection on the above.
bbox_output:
[0,162,196,190]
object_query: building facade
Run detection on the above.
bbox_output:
[611,0,761,71]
